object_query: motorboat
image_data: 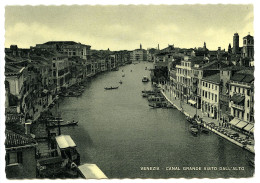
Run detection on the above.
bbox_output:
[119,80,123,84]
[104,86,119,90]
[142,76,149,82]
[122,74,125,77]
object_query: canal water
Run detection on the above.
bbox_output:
[58,62,254,178]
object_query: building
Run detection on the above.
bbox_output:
[52,56,70,91]
[35,41,91,60]
[176,56,193,102]
[229,70,254,123]
[130,44,147,62]
[232,33,239,54]
[201,73,220,119]
[242,34,254,60]
[5,130,38,179]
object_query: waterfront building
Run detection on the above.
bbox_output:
[201,73,221,119]
[130,44,147,62]
[52,55,70,91]
[176,56,193,103]
[5,129,38,179]
[229,70,254,128]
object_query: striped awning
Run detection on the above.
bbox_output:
[244,123,254,132]
[235,121,248,129]
[229,118,240,126]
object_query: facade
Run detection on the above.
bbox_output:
[5,130,38,179]
[176,56,193,102]
[52,56,70,91]
[229,70,254,123]
[201,73,220,119]
[130,44,147,62]
[242,34,254,60]
[35,41,91,60]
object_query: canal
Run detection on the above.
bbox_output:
[58,62,254,178]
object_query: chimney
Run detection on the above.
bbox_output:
[25,120,32,135]
[158,44,160,50]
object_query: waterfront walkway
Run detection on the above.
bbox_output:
[159,84,255,154]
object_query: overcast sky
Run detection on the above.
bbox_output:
[5,5,253,51]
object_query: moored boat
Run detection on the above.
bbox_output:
[142,76,149,82]
[104,86,119,90]
[189,125,199,136]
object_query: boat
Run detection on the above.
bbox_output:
[104,86,119,90]
[142,76,149,82]
[47,120,78,129]
[130,70,132,72]
[189,125,199,136]
[122,74,125,77]
[148,96,165,102]
[201,127,210,134]
[149,102,162,108]
[186,116,197,124]
[119,80,123,84]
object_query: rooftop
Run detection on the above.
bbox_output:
[231,72,254,84]
[202,73,220,83]
[5,130,37,149]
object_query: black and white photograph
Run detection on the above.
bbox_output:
[1,0,259,181]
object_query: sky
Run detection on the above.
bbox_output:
[5,5,254,51]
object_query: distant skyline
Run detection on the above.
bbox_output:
[5,5,253,51]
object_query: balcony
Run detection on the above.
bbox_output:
[231,103,245,111]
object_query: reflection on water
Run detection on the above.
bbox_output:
[58,62,254,178]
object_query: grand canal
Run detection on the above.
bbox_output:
[58,62,254,178]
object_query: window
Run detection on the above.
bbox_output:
[205,91,207,98]
[209,84,211,88]
[53,63,56,67]
[215,94,217,102]
[215,85,217,90]
[6,152,22,165]
[248,100,250,108]
[206,83,208,87]
[203,90,204,97]
[212,93,214,100]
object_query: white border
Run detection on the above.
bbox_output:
[0,1,259,183]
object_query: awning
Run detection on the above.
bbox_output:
[235,121,248,129]
[78,163,108,179]
[244,123,254,132]
[229,118,240,126]
[56,135,76,149]
[188,99,196,105]
[231,94,245,104]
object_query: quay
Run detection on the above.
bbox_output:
[159,84,255,154]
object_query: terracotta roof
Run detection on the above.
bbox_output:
[5,130,37,148]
